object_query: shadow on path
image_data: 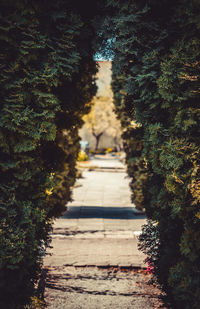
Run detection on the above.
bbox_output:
[62,206,145,220]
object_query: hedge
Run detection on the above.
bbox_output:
[1,1,200,307]
[0,1,97,307]
[108,0,200,307]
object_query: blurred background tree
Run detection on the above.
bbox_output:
[83,84,122,150]
[81,61,122,151]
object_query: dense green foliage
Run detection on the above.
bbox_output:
[1,0,200,307]
[108,0,200,307]
[0,0,97,307]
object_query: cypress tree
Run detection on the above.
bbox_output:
[0,0,97,306]
[108,0,200,307]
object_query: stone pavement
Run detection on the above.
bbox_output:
[78,154,125,171]
[43,157,165,308]
[45,157,146,268]
[43,267,165,309]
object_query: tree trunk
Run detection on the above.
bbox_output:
[93,132,104,151]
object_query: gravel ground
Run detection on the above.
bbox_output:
[43,266,165,309]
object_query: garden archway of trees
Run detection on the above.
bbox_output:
[0,1,200,308]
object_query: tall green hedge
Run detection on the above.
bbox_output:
[108,0,200,307]
[0,1,97,307]
[1,1,199,307]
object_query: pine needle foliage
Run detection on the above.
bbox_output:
[0,0,97,307]
[108,0,200,307]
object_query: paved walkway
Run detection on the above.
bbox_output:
[43,157,165,308]
[45,161,146,268]
[43,267,164,309]
[79,154,125,171]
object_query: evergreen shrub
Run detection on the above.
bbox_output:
[0,0,97,307]
[108,0,200,307]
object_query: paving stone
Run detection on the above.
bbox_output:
[43,157,165,308]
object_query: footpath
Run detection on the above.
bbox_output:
[43,155,165,308]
